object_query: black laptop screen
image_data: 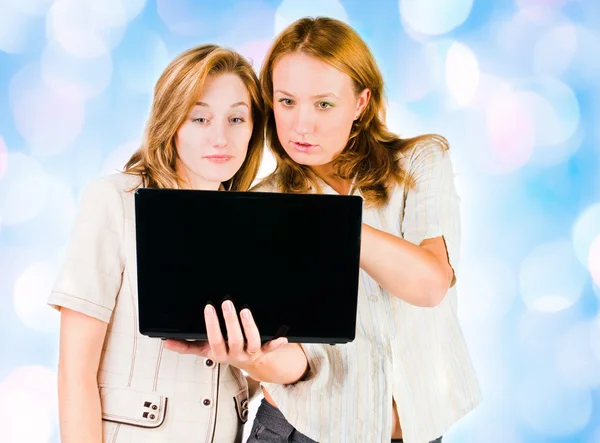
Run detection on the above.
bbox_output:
[134,188,362,344]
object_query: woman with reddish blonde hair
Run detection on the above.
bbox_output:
[179,17,482,443]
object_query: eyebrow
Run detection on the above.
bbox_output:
[274,90,340,100]
[195,101,249,109]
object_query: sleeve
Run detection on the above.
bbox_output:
[401,139,461,286]
[47,177,126,322]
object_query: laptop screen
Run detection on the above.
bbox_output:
[134,188,362,344]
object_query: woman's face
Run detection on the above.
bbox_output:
[175,73,253,190]
[271,52,369,168]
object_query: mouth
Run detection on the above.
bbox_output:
[292,141,317,152]
[203,154,234,163]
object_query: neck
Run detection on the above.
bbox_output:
[311,163,352,195]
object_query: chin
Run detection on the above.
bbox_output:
[285,150,330,167]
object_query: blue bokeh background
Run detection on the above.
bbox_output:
[1,0,599,442]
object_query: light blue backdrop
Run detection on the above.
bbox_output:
[0,0,599,442]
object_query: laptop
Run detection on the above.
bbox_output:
[134,188,363,344]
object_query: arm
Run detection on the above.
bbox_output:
[164,301,308,385]
[359,140,459,308]
[48,177,126,441]
[58,309,108,443]
[360,227,453,307]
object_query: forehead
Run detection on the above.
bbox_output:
[196,73,250,105]
[272,52,353,97]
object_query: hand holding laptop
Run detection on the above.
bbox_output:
[164,300,288,374]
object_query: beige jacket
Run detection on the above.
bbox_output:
[48,173,249,443]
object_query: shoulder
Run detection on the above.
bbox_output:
[97,172,143,193]
[250,174,279,193]
[78,173,142,219]
[397,135,450,171]
[83,173,142,200]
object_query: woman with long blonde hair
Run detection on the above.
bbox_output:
[48,44,271,443]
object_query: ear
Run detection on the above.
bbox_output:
[354,88,371,120]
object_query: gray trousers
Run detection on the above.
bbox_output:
[246,399,443,443]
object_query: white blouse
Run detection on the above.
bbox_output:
[254,139,482,443]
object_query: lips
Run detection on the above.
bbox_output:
[292,141,316,152]
[203,154,234,163]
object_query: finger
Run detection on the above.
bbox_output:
[205,304,227,360]
[163,339,211,357]
[163,339,191,353]
[262,337,289,354]
[222,300,244,354]
[240,308,261,355]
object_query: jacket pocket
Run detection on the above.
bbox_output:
[233,387,250,424]
[99,385,168,429]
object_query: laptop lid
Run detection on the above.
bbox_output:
[134,188,363,344]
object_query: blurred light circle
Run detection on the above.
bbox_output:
[516,370,592,436]
[102,141,139,176]
[572,204,600,267]
[275,0,349,34]
[156,0,211,36]
[0,366,57,443]
[555,321,600,389]
[561,25,600,84]
[10,63,85,157]
[13,0,53,16]
[517,0,570,12]
[398,43,444,102]
[589,236,600,286]
[386,101,425,138]
[0,136,7,179]
[399,0,474,36]
[485,90,535,174]
[470,74,512,111]
[516,305,573,360]
[117,30,169,95]
[521,78,580,148]
[88,0,147,27]
[46,0,126,59]
[445,41,479,106]
[0,365,58,413]
[0,153,49,226]
[235,40,272,73]
[41,40,113,101]
[591,316,600,364]
[519,239,588,312]
[16,174,78,248]
[0,1,39,53]
[533,23,578,77]
[13,261,60,333]
[219,2,276,46]
[458,257,517,319]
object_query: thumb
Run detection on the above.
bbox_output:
[263,337,288,354]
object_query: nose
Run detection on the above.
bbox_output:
[210,119,228,148]
[293,105,315,136]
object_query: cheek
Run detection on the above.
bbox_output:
[322,113,354,148]
[274,108,292,133]
[176,125,203,152]
[233,126,253,150]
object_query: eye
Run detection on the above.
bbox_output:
[192,117,208,124]
[278,98,295,106]
[230,117,245,124]
[317,101,334,110]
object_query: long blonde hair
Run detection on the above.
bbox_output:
[259,17,447,207]
[124,44,265,191]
